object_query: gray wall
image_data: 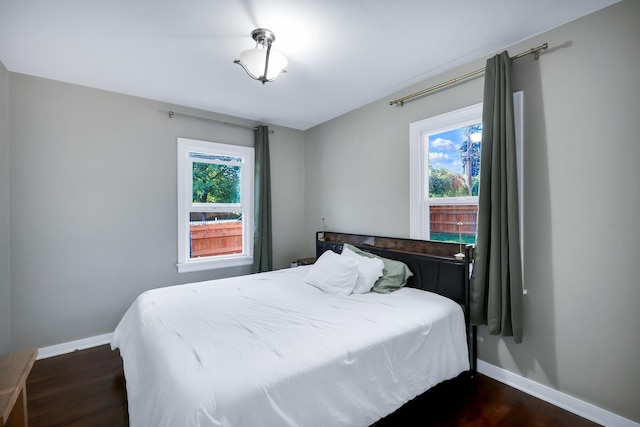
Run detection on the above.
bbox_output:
[7,74,306,350]
[304,0,639,423]
[2,1,638,423]
[0,60,10,354]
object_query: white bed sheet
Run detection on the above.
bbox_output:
[111,266,469,427]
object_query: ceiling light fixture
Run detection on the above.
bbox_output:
[234,28,287,84]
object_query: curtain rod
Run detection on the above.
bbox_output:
[389,43,548,107]
[168,111,274,133]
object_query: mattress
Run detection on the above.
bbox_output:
[111,266,469,427]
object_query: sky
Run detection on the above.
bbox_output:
[427,123,482,174]
[428,127,467,174]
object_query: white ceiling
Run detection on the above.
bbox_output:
[0,0,620,130]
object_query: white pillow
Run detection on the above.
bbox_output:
[341,245,384,294]
[303,250,359,295]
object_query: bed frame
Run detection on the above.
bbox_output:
[315,231,477,375]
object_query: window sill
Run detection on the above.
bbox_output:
[177,256,253,273]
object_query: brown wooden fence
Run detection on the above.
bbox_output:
[430,205,477,235]
[190,221,243,258]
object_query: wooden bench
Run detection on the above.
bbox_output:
[0,349,37,427]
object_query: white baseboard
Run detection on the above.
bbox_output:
[477,360,639,427]
[37,332,113,360]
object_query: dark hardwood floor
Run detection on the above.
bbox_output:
[26,345,128,427]
[25,344,601,426]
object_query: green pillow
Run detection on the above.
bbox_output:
[342,243,413,293]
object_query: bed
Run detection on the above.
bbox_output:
[111,231,476,427]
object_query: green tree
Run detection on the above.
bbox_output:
[429,166,470,198]
[459,124,482,196]
[192,162,241,203]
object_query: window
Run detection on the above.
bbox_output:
[410,103,482,244]
[177,137,254,272]
[410,92,523,247]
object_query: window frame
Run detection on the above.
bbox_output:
[409,102,483,241]
[410,92,523,254]
[177,137,254,273]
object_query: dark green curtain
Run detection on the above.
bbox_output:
[252,125,273,273]
[471,52,524,343]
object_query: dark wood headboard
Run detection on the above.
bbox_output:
[315,231,476,375]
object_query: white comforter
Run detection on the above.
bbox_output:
[111,266,469,427]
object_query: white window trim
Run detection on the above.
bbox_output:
[409,102,483,240]
[177,137,254,273]
[514,91,524,278]
[409,92,524,290]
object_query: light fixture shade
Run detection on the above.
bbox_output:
[237,48,287,82]
[234,28,287,83]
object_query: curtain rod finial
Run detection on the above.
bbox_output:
[534,43,549,60]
